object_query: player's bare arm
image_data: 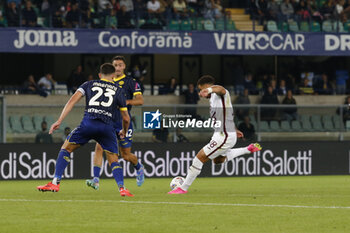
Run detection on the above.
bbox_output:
[119,110,130,139]
[236,129,244,138]
[49,91,83,134]
[126,94,144,106]
[199,85,226,98]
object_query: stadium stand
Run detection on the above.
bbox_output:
[0,0,349,33]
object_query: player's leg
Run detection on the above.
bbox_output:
[37,122,92,192]
[105,151,133,197]
[120,147,145,187]
[213,143,262,164]
[118,126,145,186]
[37,140,80,192]
[225,143,262,161]
[86,143,103,190]
[168,149,209,194]
[97,123,133,196]
[182,149,209,191]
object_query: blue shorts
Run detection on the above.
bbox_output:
[67,118,118,154]
[116,122,133,148]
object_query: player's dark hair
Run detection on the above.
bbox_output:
[100,63,116,75]
[197,75,215,86]
[112,56,126,64]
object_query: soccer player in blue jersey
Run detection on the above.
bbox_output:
[86,56,145,190]
[37,63,134,197]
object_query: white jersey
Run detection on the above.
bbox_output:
[209,88,235,133]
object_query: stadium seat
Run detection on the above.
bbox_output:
[6,118,12,134]
[226,20,237,31]
[269,121,280,132]
[323,120,335,132]
[346,121,350,131]
[333,116,342,131]
[310,115,321,123]
[301,120,313,132]
[195,18,204,30]
[311,21,321,32]
[37,17,45,27]
[288,21,299,32]
[44,116,55,128]
[291,120,303,132]
[9,115,24,133]
[259,121,270,132]
[249,114,256,122]
[133,115,142,130]
[300,21,310,32]
[137,19,146,28]
[317,0,327,8]
[344,20,350,32]
[300,115,310,123]
[33,115,44,131]
[168,20,180,30]
[215,18,225,30]
[250,121,257,130]
[180,20,192,31]
[278,22,289,32]
[44,115,67,133]
[312,119,324,131]
[267,20,279,32]
[203,20,215,31]
[22,115,35,133]
[333,21,345,32]
[321,115,332,124]
[280,121,291,132]
[322,20,333,32]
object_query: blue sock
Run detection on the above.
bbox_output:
[111,162,124,189]
[134,162,141,171]
[93,166,101,183]
[53,149,70,184]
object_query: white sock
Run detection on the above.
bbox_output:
[181,157,203,191]
[52,177,59,185]
[225,147,250,162]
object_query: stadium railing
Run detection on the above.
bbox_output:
[5,103,350,143]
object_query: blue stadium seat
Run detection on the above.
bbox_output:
[203,20,215,31]
[267,20,279,32]
[300,21,310,32]
[168,20,180,30]
[333,21,345,32]
[226,20,237,31]
[180,20,192,31]
[311,21,321,32]
[215,18,225,30]
[322,20,333,32]
[288,21,299,32]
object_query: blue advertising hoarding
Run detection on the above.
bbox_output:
[0,28,349,55]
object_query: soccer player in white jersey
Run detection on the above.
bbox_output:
[168,75,262,194]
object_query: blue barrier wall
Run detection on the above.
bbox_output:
[0,28,349,55]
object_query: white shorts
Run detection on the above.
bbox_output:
[203,132,237,160]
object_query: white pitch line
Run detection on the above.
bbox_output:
[0,198,349,210]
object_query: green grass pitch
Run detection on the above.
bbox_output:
[0,176,349,233]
